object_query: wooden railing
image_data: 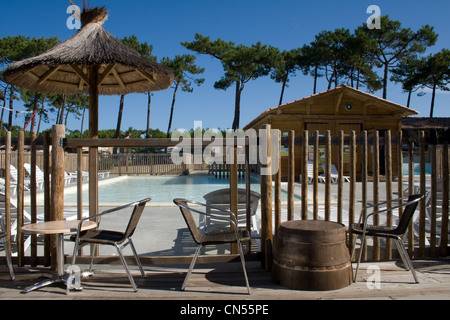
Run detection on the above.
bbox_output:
[259,126,449,264]
[0,125,448,271]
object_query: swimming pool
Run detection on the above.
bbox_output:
[63,175,301,205]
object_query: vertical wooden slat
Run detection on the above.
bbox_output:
[260,124,272,260]
[430,143,437,257]
[384,130,393,260]
[43,132,51,266]
[77,147,83,221]
[324,130,331,221]
[17,131,24,267]
[301,130,308,220]
[337,130,344,224]
[349,131,356,234]
[245,144,251,239]
[51,125,66,271]
[440,141,449,257]
[274,130,282,238]
[88,65,99,219]
[361,131,368,260]
[397,131,404,219]
[372,130,380,261]
[230,143,238,254]
[30,132,38,267]
[4,132,11,254]
[287,131,295,221]
[419,131,426,258]
[313,130,319,220]
[407,139,415,257]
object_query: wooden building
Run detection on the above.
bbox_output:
[244,84,419,179]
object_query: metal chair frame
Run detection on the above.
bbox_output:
[174,199,251,295]
[0,215,14,280]
[350,194,423,284]
[70,198,151,292]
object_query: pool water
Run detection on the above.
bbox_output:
[64,175,301,205]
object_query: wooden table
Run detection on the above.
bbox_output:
[21,220,97,293]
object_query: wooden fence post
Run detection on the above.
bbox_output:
[384,130,393,260]
[441,141,449,257]
[324,130,331,221]
[51,125,65,271]
[274,130,282,239]
[260,124,272,268]
[17,131,25,267]
[30,132,38,267]
[301,130,308,220]
[43,132,51,266]
[287,130,295,221]
[372,130,380,261]
[4,132,11,255]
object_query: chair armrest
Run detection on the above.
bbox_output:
[74,198,151,241]
[357,196,423,226]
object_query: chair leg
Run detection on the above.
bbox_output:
[4,242,14,281]
[352,233,366,282]
[115,244,138,292]
[182,244,201,291]
[237,241,251,295]
[129,238,145,277]
[395,238,419,283]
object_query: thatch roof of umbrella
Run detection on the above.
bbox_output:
[2,3,174,217]
[3,5,174,95]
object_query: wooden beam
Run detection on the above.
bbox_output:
[97,63,117,86]
[71,65,89,85]
[38,66,61,85]
[136,69,156,84]
[112,68,126,89]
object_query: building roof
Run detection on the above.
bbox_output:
[244,84,419,130]
[401,117,450,129]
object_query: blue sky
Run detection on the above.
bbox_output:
[1,0,449,134]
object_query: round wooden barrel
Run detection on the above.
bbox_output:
[272,220,352,291]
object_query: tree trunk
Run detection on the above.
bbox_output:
[429,83,436,118]
[8,86,14,132]
[167,84,179,138]
[80,108,85,138]
[313,66,318,94]
[407,90,412,108]
[279,76,287,106]
[115,94,125,139]
[0,85,7,135]
[382,64,388,99]
[37,101,44,137]
[146,92,151,138]
[232,81,241,130]
[30,93,39,133]
[58,94,66,125]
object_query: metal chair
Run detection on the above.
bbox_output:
[69,198,151,292]
[173,198,251,294]
[202,188,261,250]
[0,215,14,280]
[350,194,424,283]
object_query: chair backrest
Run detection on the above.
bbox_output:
[174,198,203,244]
[124,198,151,239]
[396,194,423,235]
[203,188,260,214]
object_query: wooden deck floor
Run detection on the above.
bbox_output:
[0,259,449,302]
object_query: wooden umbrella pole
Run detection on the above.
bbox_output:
[88,65,99,219]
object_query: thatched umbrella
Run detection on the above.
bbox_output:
[3,4,174,215]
